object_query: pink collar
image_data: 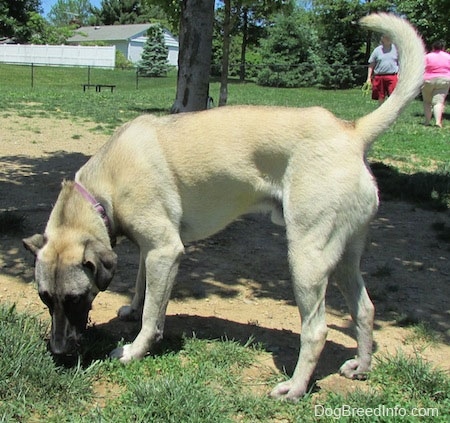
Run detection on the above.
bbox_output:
[74,181,115,246]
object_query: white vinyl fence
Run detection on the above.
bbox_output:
[0,44,115,68]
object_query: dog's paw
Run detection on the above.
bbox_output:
[117,305,141,321]
[339,358,370,380]
[110,344,141,363]
[269,379,306,402]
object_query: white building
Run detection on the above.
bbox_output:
[68,23,179,66]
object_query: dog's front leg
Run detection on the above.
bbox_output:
[111,240,184,362]
[118,252,146,321]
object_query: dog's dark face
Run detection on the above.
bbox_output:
[23,234,117,357]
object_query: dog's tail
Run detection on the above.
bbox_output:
[355,13,425,149]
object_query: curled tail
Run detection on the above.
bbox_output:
[355,13,425,149]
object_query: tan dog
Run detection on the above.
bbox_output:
[23,14,424,400]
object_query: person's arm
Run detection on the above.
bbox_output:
[367,63,375,82]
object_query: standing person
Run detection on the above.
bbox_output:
[366,34,399,105]
[422,40,450,128]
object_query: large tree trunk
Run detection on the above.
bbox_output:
[171,0,215,113]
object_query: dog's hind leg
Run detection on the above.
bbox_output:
[270,219,343,400]
[270,236,330,400]
[333,230,374,380]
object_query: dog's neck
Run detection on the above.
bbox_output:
[73,181,116,246]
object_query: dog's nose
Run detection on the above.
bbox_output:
[51,351,79,367]
[49,335,79,356]
[48,338,81,367]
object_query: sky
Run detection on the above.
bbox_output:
[40,0,103,17]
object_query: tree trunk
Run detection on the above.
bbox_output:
[239,7,248,82]
[171,0,215,113]
[218,0,231,106]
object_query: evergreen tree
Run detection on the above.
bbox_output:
[257,10,322,88]
[137,25,171,77]
[91,0,143,25]
[0,0,41,42]
[47,0,93,27]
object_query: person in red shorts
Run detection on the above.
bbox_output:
[366,34,399,105]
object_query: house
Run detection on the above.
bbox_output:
[68,23,179,66]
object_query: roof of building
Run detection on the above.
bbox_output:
[68,24,153,42]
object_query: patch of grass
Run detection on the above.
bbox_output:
[322,352,449,422]
[371,161,450,210]
[372,352,449,404]
[0,211,26,235]
[0,304,98,422]
[404,321,443,346]
[87,336,315,423]
[1,305,449,421]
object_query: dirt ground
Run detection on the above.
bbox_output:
[1,113,449,397]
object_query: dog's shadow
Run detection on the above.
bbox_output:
[84,313,375,390]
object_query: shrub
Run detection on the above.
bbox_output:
[137,24,171,77]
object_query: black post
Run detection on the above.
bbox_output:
[87,66,91,85]
[31,63,34,88]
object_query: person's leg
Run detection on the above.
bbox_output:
[372,75,382,105]
[376,75,398,105]
[378,76,388,105]
[431,79,450,127]
[434,101,444,127]
[386,75,398,97]
[421,81,434,125]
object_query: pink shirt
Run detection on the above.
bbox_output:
[423,50,450,81]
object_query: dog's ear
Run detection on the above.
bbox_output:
[23,234,46,256]
[83,240,118,291]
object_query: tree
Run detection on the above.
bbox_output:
[137,25,171,77]
[143,0,181,33]
[257,10,322,88]
[47,0,93,26]
[218,0,231,106]
[0,0,41,43]
[396,0,450,48]
[312,0,367,88]
[91,0,145,25]
[171,0,215,113]
[236,1,294,81]
[28,12,75,44]
[214,0,294,105]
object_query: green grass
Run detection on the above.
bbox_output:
[1,305,449,422]
[0,304,97,422]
